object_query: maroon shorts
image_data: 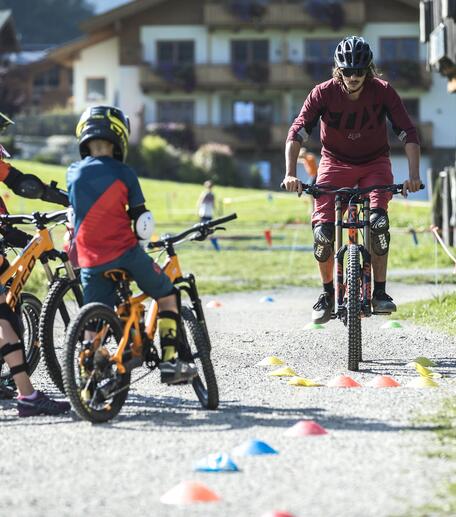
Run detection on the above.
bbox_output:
[312,155,394,225]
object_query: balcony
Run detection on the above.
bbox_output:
[193,123,290,150]
[140,62,315,92]
[204,0,365,29]
[379,61,432,91]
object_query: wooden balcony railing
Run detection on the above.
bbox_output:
[140,62,315,91]
[204,0,365,29]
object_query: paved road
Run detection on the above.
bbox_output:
[1,283,455,517]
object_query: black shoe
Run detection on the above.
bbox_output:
[159,359,198,385]
[372,290,396,313]
[312,292,334,324]
[0,379,15,400]
[17,391,71,417]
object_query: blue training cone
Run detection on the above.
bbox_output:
[260,296,275,303]
[193,452,239,473]
[232,439,278,457]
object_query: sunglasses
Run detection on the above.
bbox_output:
[341,68,367,77]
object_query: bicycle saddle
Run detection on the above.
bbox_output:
[103,268,131,282]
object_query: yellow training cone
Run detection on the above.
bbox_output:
[411,363,442,379]
[288,376,322,387]
[406,376,439,388]
[413,356,436,367]
[268,366,298,377]
[256,356,285,367]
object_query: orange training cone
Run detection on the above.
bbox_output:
[327,375,361,388]
[368,375,401,388]
[284,420,328,436]
[206,300,222,309]
[160,480,221,505]
[260,512,297,517]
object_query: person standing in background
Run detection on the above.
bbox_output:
[197,180,215,223]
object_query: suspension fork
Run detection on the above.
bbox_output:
[361,198,372,314]
[334,196,345,311]
[177,274,212,348]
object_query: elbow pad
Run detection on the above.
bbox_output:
[135,210,155,241]
[4,168,44,199]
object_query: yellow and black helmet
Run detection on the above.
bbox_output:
[76,105,130,162]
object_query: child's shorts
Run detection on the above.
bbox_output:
[81,244,174,307]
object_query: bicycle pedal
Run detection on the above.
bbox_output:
[372,311,392,316]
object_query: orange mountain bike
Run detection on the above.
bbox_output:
[0,210,78,385]
[62,213,237,423]
[284,182,423,371]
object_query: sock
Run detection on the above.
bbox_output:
[323,281,334,295]
[158,311,179,362]
[373,281,386,295]
[18,390,37,401]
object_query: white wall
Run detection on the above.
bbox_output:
[118,66,143,144]
[73,37,120,113]
[390,153,431,200]
[141,26,209,64]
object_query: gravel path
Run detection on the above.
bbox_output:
[1,282,455,517]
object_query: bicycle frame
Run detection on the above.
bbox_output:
[334,194,373,319]
[0,225,75,309]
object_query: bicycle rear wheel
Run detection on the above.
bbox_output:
[39,277,83,393]
[347,245,362,371]
[181,305,219,410]
[0,293,42,384]
[63,303,130,423]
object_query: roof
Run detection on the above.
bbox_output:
[80,0,165,33]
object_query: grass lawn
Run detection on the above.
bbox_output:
[3,160,454,298]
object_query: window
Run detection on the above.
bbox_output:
[33,65,60,89]
[231,40,269,64]
[232,100,273,124]
[86,78,106,101]
[305,39,339,81]
[157,41,195,65]
[157,101,194,124]
[380,38,419,62]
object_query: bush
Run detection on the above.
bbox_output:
[192,143,242,187]
[139,135,181,180]
[32,150,62,165]
[178,154,206,184]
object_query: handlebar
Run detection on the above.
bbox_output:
[0,209,68,227]
[280,182,425,198]
[148,213,237,249]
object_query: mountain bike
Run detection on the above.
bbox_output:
[0,210,79,385]
[283,182,423,371]
[63,213,237,423]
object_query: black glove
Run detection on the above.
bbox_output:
[41,181,69,207]
[0,225,32,248]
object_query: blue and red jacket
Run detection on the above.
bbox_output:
[67,156,145,268]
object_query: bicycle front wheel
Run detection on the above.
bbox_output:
[0,293,42,384]
[63,303,130,423]
[39,277,83,393]
[181,306,219,410]
[347,244,362,371]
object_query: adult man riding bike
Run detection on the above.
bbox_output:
[282,36,422,324]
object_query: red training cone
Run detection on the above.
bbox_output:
[284,420,328,436]
[368,375,401,388]
[260,512,297,517]
[160,480,221,505]
[327,375,361,388]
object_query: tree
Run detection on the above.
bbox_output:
[0,0,94,46]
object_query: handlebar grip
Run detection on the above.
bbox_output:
[207,213,237,226]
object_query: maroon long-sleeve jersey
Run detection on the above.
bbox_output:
[287,77,419,164]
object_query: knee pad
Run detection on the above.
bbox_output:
[313,223,335,262]
[370,209,390,256]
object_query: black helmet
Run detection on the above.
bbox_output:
[334,36,373,69]
[76,105,130,162]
